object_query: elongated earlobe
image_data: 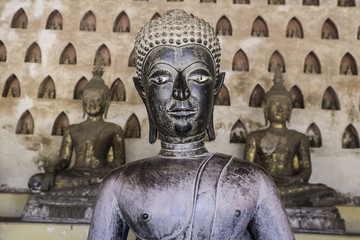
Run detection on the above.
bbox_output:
[262,102,268,126]
[149,120,158,144]
[103,97,111,119]
[214,72,225,96]
[206,113,215,141]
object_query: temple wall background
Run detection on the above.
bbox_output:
[0,0,360,200]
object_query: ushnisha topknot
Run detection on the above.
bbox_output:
[263,66,292,104]
[84,56,110,98]
[134,9,221,81]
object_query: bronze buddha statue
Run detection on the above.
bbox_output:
[88,10,293,240]
[244,68,338,207]
[28,58,125,193]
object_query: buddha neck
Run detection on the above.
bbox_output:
[159,133,208,158]
[86,115,104,122]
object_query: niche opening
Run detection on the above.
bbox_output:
[113,11,130,32]
[230,119,247,143]
[2,74,20,97]
[0,41,7,62]
[303,0,319,5]
[249,84,265,107]
[128,49,136,67]
[251,16,268,37]
[304,51,321,74]
[338,0,355,7]
[289,85,304,109]
[94,44,111,66]
[25,42,41,63]
[340,52,357,75]
[322,86,340,110]
[16,110,34,134]
[11,8,28,29]
[286,17,304,38]
[268,0,285,4]
[110,78,126,101]
[59,43,76,64]
[215,85,230,106]
[233,0,250,3]
[124,114,141,138]
[268,51,285,73]
[321,18,339,39]
[46,10,62,30]
[306,123,322,147]
[52,112,69,136]
[232,49,249,71]
[80,10,96,31]
[73,77,88,99]
[342,124,360,148]
[38,76,56,99]
[216,16,232,36]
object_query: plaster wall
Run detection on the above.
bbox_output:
[0,0,359,199]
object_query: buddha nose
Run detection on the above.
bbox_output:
[172,72,190,101]
[277,105,283,112]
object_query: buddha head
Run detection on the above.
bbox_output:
[133,9,225,143]
[83,58,111,119]
[262,67,292,126]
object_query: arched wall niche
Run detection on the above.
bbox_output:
[80,10,96,31]
[342,124,360,148]
[321,18,339,39]
[249,84,265,107]
[110,78,126,101]
[73,77,88,100]
[268,0,285,4]
[113,11,130,32]
[306,123,322,147]
[38,76,56,99]
[268,50,285,73]
[11,8,28,29]
[51,112,69,136]
[167,0,184,2]
[124,113,141,138]
[46,10,63,30]
[94,44,111,66]
[286,17,303,38]
[2,74,20,97]
[59,43,77,64]
[0,41,7,62]
[304,51,321,74]
[289,85,304,109]
[340,52,357,75]
[151,13,161,20]
[24,42,41,63]
[215,84,230,106]
[16,110,34,134]
[303,0,319,5]
[233,0,250,3]
[128,49,136,67]
[216,16,232,36]
[251,16,268,37]
[232,49,249,71]
[338,0,355,7]
[230,119,247,143]
[322,86,340,110]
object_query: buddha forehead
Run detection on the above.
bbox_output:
[267,95,291,105]
[143,45,215,75]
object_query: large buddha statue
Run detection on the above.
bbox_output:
[28,58,125,193]
[244,68,338,207]
[88,10,293,240]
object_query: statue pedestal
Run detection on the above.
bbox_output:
[286,207,345,234]
[21,192,95,223]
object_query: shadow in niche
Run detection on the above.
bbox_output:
[249,84,265,108]
[113,11,130,32]
[2,74,20,98]
[94,44,111,66]
[321,18,339,39]
[59,43,77,64]
[110,78,126,102]
[80,10,96,31]
[24,42,41,63]
[286,17,303,38]
[340,52,357,75]
[232,49,249,71]
[251,16,268,37]
[289,85,304,109]
[38,76,56,99]
[0,41,7,62]
[46,10,62,30]
[342,124,360,149]
[11,8,28,29]
[73,77,88,100]
[216,16,232,36]
[230,119,247,143]
[52,112,69,136]
[304,51,321,74]
[321,86,340,110]
[124,114,141,138]
[215,85,230,106]
[268,50,285,73]
[306,123,322,148]
[16,110,34,135]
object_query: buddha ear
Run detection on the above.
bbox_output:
[206,112,215,141]
[103,97,112,119]
[262,102,268,126]
[133,77,146,104]
[148,120,158,144]
[82,109,86,119]
[214,72,225,97]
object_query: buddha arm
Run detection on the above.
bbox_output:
[57,127,73,171]
[295,135,311,183]
[88,175,129,240]
[244,133,258,164]
[110,128,126,168]
[248,172,294,239]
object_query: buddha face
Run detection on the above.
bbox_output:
[141,45,222,139]
[266,96,292,123]
[83,89,106,117]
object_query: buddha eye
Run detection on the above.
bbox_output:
[148,70,171,85]
[188,74,212,83]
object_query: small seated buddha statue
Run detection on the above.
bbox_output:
[244,68,338,207]
[28,58,125,193]
[88,10,293,240]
